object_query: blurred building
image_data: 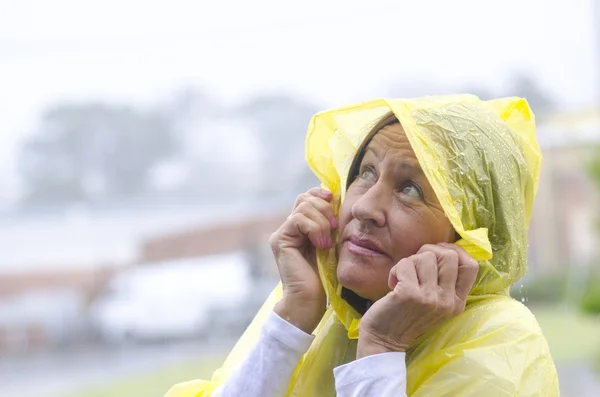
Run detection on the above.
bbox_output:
[529,109,600,274]
[140,209,287,278]
[0,199,286,352]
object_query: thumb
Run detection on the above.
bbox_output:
[388,264,400,290]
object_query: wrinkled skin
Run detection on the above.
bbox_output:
[336,123,456,301]
[270,122,478,353]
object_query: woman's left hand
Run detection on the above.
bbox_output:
[357,243,479,359]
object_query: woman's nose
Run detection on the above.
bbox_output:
[351,185,387,228]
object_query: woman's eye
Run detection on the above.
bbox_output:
[359,166,376,181]
[400,183,423,200]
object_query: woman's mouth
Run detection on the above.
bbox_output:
[346,235,386,257]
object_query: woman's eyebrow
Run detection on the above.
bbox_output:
[364,146,424,175]
[397,161,424,175]
[363,147,381,161]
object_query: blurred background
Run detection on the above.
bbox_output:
[1,0,599,396]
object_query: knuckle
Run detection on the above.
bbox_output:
[310,197,331,214]
[417,244,432,254]
[268,233,281,252]
[467,259,479,270]
[294,192,310,206]
[400,287,422,303]
[422,296,438,310]
[291,212,305,222]
[420,251,437,263]
[439,297,455,313]
[398,257,413,267]
[296,201,312,213]
[442,250,459,263]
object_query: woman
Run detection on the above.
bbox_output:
[167,95,559,396]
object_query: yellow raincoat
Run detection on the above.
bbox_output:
[166,95,559,396]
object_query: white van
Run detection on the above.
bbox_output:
[90,252,252,343]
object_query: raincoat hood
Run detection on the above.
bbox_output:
[166,95,558,397]
[306,95,542,335]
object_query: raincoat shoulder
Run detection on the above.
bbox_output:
[407,296,559,396]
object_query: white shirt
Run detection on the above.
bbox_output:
[213,310,407,397]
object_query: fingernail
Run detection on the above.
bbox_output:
[330,217,338,229]
[326,236,333,248]
[437,242,448,246]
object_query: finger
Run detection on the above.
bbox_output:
[417,244,459,292]
[294,195,337,229]
[455,260,479,303]
[310,187,333,201]
[388,258,419,290]
[285,212,326,249]
[436,243,476,268]
[414,252,438,292]
[293,188,332,209]
[304,196,337,229]
[295,201,333,248]
[439,243,479,302]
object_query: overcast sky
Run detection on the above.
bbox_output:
[0,0,598,203]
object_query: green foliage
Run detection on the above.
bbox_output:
[580,271,600,315]
[532,306,600,363]
[590,150,600,191]
[510,272,568,304]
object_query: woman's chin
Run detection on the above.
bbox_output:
[337,258,388,302]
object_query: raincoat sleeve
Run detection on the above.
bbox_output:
[212,310,315,397]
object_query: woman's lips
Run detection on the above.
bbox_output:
[346,235,386,257]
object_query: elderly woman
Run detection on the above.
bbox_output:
[167,95,559,396]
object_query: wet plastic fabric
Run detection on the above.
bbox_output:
[166,95,559,397]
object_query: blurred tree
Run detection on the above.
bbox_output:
[166,87,219,130]
[238,94,320,196]
[18,103,180,207]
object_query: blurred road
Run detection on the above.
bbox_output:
[0,339,232,397]
[1,342,599,397]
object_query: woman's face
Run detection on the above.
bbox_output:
[336,122,455,301]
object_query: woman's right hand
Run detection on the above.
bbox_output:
[270,187,337,334]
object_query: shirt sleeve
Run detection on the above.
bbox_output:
[212,310,315,397]
[334,352,408,396]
